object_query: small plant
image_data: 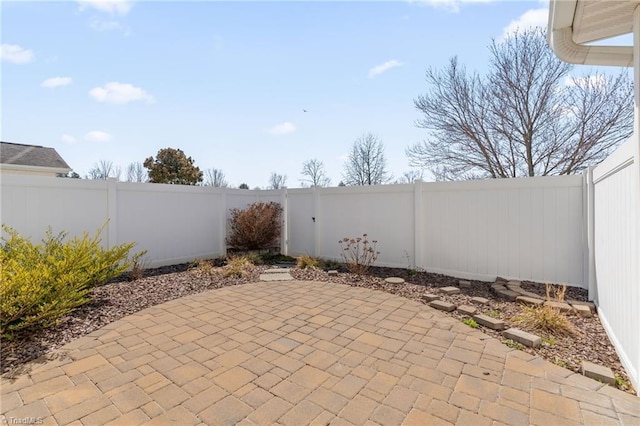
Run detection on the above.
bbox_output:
[221,255,254,278]
[129,256,149,281]
[227,202,283,250]
[297,255,320,269]
[338,234,380,275]
[485,310,501,318]
[1,225,143,338]
[545,283,567,302]
[553,359,568,368]
[191,258,214,274]
[320,258,343,271]
[502,339,525,350]
[513,305,576,337]
[462,318,478,328]
[542,337,556,346]
[614,375,631,390]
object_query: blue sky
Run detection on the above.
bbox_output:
[3,0,559,187]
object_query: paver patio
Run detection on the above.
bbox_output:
[1,280,638,425]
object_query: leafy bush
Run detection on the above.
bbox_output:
[297,255,320,269]
[338,234,380,275]
[0,225,143,338]
[227,202,283,250]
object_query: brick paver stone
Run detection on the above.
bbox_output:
[439,286,461,295]
[3,280,639,426]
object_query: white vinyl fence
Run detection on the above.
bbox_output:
[586,136,639,393]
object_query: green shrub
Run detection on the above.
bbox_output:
[227,202,283,250]
[338,234,380,275]
[0,225,143,338]
[297,255,320,269]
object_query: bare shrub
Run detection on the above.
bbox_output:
[338,234,380,275]
[513,305,576,337]
[227,202,283,250]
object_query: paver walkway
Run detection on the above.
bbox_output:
[1,281,638,425]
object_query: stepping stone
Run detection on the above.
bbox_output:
[264,268,291,274]
[581,361,615,385]
[503,328,542,348]
[470,297,489,305]
[259,273,293,281]
[385,277,405,285]
[516,296,544,307]
[573,304,593,318]
[567,300,596,313]
[544,301,574,313]
[422,293,440,302]
[496,290,519,302]
[327,270,339,276]
[473,314,506,330]
[457,305,477,316]
[458,280,471,288]
[429,300,456,312]
[439,286,460,295]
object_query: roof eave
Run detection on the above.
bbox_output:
[0,163,72,175]
[548,0,634,67]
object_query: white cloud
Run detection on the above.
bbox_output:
[413,0,494,13]
[77,0,133,16]
[1,44,34,64]
[61,134,77,144]
[85,131,112,142]
[89,19,123,31]
[502,8,548,39]
[269,122,296,135]
[41,77,72,88]
[368,60,404,79]
[89,82,154,104]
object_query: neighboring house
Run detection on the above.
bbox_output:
[0,141,72,177]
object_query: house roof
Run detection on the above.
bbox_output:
[0,141,71,171]
[548,0,638,66]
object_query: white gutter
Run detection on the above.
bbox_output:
[0,163,72,175]
[548,0,634,67]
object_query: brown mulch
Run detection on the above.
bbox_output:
[1,264,635,395]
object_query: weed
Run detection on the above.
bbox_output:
[297,255,320,269]
[615,375,631,389]
[462,318,478,328]
[320,259,343,271]
[338,234,380,275]
[502,339,525,351]
[191,258,214,274]
[129,256,149,281]
[485,310,501,318]
[542,337,556,346]
[513,305,576,337]
[553,359,568,368]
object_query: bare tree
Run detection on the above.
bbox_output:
[343,133,390,185]
[395,170,423,184]
[126,162,147,182]
[203,168,228,187]
[87,160,121,180]
[407,28,633,181]
[268,172,287,189]
[300,159,331,187]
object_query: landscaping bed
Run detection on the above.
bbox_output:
[1,261,635,395]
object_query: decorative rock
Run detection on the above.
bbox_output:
[581,361,616,385]
[544,301,574,313]
[259,273,293,282]
[422,293,440,302]
[573,304,593,318]
[327,270,339,276]
[385,277,405,285]
[470,297,489,305]
[495,290,519,302]
[503,328,542,348]
[567,300,596,313]
[429,300,456,312]
[507,280,522,287]
[264,268,291,274]
[439,286,461,295]
[457,305,477,316]
[458,280,471,288]
[516,296,544,307]
[473,314,506,330]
